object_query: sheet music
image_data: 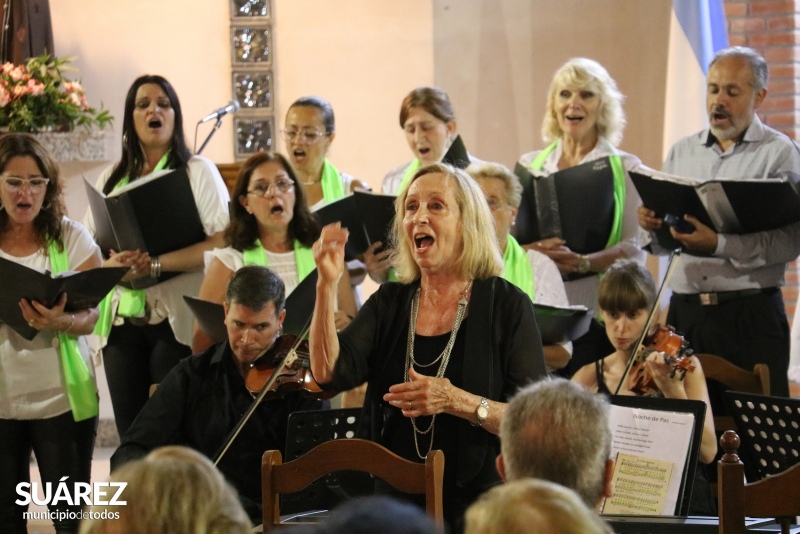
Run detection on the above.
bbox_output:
[602,405,696,515]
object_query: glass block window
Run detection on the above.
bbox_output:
[233,71,273,110]
[232,0,270,18]
[232,26,271,65]
[235,117,274,157]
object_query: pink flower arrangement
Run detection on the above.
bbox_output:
[0,53,112,133]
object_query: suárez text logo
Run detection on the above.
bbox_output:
[15,477,127,506]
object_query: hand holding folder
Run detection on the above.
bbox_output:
[630,166,800,250]
[313,192,396,260]
[0,258,127,340]
[84,166,206,289]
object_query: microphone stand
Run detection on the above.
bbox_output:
[196,116,224,155]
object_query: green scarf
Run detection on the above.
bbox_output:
[94,153,171,336]
[242,239,316,282]
[502,235,535,301]
[47,240,99,422]
[397,159,421,194]
[320,158,346,201]
[529,140,625,249]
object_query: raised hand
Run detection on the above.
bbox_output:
[313,223,349,285]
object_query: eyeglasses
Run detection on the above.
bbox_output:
[281,129,328,144]
[247,179,294,196]
[485,196,508,211]
[1,175,50,193]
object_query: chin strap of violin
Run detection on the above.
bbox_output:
[614,249,682,396]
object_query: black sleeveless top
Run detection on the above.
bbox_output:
[594,358,613,396]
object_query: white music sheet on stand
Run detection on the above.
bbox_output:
[604,405,696,515]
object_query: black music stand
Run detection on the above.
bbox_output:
[281,407,373,514]
[724,391,800,482]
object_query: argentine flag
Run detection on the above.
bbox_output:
[662,0,729,160]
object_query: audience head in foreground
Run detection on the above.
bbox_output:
[300,495,440,534]
[465,479,613,534]
[81,446,251,534]
[497,378,614,509]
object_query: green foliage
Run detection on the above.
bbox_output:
[0,53,114,133]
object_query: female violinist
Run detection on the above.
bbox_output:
[571,259,717,515]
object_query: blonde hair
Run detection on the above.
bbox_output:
[466,161,523,209]
[79,446,251,534]
[541,57,626,146]
[390,163,502,283]
[464,479,612,534]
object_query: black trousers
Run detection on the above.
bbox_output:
[0,412,97,534]
[104,320,191,438]
[667,289,790,412]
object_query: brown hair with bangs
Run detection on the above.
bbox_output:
[597,259,655,314]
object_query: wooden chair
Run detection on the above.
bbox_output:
[261,438,444,531]
[718,430,800,534]
[694,353,770,432]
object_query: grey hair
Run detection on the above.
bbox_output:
[710,46,769,92]
[499,378,612,508]
[466,161,523,209]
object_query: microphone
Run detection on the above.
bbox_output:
[199,100,240,123]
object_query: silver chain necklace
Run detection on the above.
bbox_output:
[404,280,472,459]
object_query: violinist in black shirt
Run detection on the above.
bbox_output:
[111,265,323,523]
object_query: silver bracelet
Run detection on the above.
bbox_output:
[150,256,161,279]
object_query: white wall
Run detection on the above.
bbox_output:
[51,0,435,218]
[50,0,232,219]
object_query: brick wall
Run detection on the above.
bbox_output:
[724,0,800,322]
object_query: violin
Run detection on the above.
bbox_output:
[615,250,695,397]
[625,324,696,397]
[215,326,326,465]
[244,334,335,400]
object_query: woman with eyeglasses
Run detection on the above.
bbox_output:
[85,75,231,438]
[192,151,356,353]
[0,134,102,534]
[283,96,370,209]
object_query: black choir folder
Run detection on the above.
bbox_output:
[84,165,206,289]
[512,157,617,255]
[184,269,319,343]
[630,166,800,250]
[533,304,592,345]
[442,135,470,169]
[0,258,127,340]
[313,191,396,260]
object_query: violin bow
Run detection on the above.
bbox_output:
[613,249,682,395]
[213,317,313,466]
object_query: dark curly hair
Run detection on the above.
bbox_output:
[0,133,66,250]
[103,75,191,194]
[225,151,320,250]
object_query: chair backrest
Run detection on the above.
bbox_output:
[695,353,770,432]
[282,408,369,514]
[262,438,444,531]
[718,430,800,534]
